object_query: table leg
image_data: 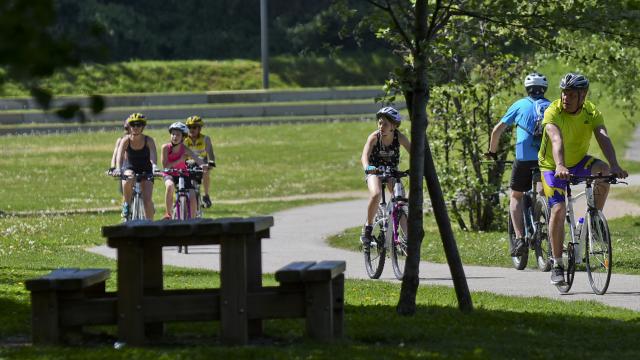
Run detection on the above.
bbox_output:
[143,243,164,338]
[246,235,263,336]
[117,244,145,345]
[220,236,248,345]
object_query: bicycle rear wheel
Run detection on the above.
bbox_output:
[130,193,146,221]
[585,210,612,295]
[556,242,576,294]
[390,208,408,280]
[364,209,386,279]
[509,212,528,270]
[533,197,552,272]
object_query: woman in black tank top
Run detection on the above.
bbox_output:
[359,108,411,243]
[115,114,158,220]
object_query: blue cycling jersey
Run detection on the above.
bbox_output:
[500,97,548,161]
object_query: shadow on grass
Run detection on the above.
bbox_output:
[1,302,639,359]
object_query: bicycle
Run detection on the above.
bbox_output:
[108,169,152,222]
[555,174,625,295]
[187,160,216,218]
[362,166,409,280]
[485,160,552,271]
[161,167,205,254]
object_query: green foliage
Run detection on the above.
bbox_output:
[428,58,526,231]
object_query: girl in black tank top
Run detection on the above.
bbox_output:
[125,136,152,173]
[368,130,400,168]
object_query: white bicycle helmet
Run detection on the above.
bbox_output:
[524,72,548,89]
[168,121,188,135]
[376,106,402,124]
[560,73,589,90]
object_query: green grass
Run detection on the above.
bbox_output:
[0,54,398,97]
[2,211,639,359]
[612,186,640,206]
[0,122,390,213]
[329,214,640,275]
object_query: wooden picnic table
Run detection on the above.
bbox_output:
[102,216,273,346]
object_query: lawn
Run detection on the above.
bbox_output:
[1,211,639,359]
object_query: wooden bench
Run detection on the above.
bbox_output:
[25,268,112,345]
[275,260,346,341]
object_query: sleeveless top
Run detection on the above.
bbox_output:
[368,130,400,168]
[185,134,208,160]
[164,143,188,176]
[125,136,151,173]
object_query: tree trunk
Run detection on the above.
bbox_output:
[396,87,427,316]
[396,0,428,316]
[423,138,474,312]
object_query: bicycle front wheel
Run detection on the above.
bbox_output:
[364,209,386,279]
[131,193,146,221]
[585,210,612,295]
[533,197,552,272]
[390,208,408,280]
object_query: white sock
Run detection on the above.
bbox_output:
[553,257,563,267]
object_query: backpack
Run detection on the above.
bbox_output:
[517,97,550,142]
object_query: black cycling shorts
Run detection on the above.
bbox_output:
[510,160,540,192]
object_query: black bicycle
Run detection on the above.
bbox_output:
[490,160,552,271]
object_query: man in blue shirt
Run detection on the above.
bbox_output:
[486,72,550,257]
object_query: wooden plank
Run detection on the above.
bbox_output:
[116,245,146,345]
[275,261,317,283]
[219,216,274,234]
[59,296,118,327]
[143,292,220,322]
[25,268,110,292]
[305,281,334,341]
[247,288,306,319]
[302,261,346,282]
[220,234,248,345]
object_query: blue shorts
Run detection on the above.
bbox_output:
[541,155,598,208]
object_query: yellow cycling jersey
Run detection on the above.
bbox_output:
[538,99,604,170]
[185,134,208,160]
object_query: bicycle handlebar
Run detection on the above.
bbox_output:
[365,166,409,178]
[569,174,627,185]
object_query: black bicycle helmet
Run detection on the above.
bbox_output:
[560,73,589,90]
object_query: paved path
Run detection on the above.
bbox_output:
[89,174,640,312]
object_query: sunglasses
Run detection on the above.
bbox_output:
[188,125,201,129]
[129,122,145,128]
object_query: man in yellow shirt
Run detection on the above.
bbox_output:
[538,73,627,285]
[185,115,216,208]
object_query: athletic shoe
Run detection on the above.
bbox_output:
[360,225,373,246]
[511,238,528,256]
[550,265,565,284]
[202,194,212,208]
